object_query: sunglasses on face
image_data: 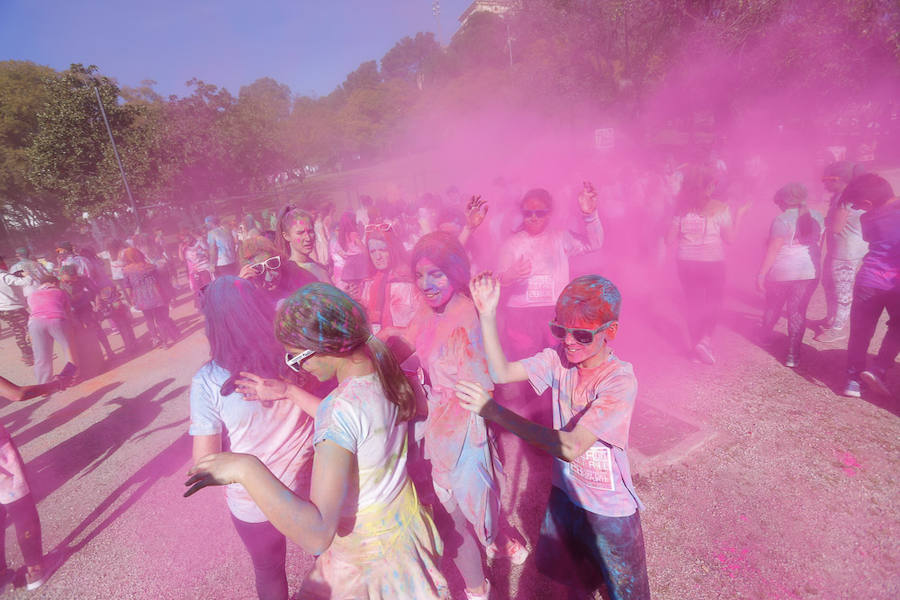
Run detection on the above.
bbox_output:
[365,222,393,233]
[522,210,549,219]
[285,349,315,372]
[250,255,281,275]
[548,321,613,344]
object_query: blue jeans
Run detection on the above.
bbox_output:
[536,486,650,600]
[231,515,288,600]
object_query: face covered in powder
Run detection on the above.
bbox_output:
[554,316,616,366]
[368,239,390,271]
[414,257,454,310]
[283,217,316,259]
[521,196,551,236]
[247,251,282,291]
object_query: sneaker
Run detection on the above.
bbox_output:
[0,568,14,593]
[485,540,529,566]
[842,380,862,398]
[465,578,491,600]
[25,563,45,591]
[861,371,891,397]
[814,327,849,343]
[785,355,798,368]
[693,341,716,365]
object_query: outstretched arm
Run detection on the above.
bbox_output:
[185,440,352,555]
[470,273,528,383]
[455,381,596,461]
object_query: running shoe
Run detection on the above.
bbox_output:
[814,327,848,343]
[693,341,716,365]
[465,578,491,600]
[785,355,798,368]
[842,380,861,398]
[861,371,891,397]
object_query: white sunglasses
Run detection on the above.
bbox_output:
[284,349,315,372]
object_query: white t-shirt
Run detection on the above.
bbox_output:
[520,348,642,517]
[499,215,604,309]
[189,362,315,523]
[313,373,409,520]
[768,208,825,282]
[674,208,732,262]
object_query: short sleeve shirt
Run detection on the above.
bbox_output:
[520,348,641,517]
[768,208,824,281]
[674,207,732,262]
[189,362,314,523]
[856,202,900,291]
[313,373,409,519]
[207,227,236,266]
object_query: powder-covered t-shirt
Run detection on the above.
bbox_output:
[826,193,869,260]
[499,214,604,309]
[673,207,732,262]
[767,208,825,282]
[856,201,900,291]
[520,347,642,517]
[189,362,315,523]
[27,286,69,320]
[207,227,236,267]
[313,373,409,520]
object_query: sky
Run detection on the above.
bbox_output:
[0,0,472,98]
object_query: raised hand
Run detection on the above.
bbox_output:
[465,195,489,230]
[238,263,259,280]
[469,271,501,317]
[235,372,289,403]
[184,452,255,497]
[578,181,598,215]
[454,380,495,418]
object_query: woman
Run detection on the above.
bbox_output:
[355,225,419,332]
[329,211,365,287]
[185,284,448,599]
[180,229,212,309]
[188,276,315,600]
[383,232,526,600]
[275,205,331,283]
[757,183,825,368]
[238,236,317,307]
[497,186,604,357]
[667,165,747,364]
[121,248,178,348]
[0,375,56,591]
[27,276,77,384]
[79,246,136,354]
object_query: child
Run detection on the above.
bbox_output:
[185,284,448,599]
[456,273,650,600]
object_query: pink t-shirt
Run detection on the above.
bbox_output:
[27,287,69,320]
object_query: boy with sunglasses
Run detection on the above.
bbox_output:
[457,273,650,600]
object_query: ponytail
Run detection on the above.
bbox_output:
[363,334,415,421]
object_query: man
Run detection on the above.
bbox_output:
[205,216,238,278]
[840,174,899,398]
[55,242,95,281]
[816,161,868,343]
[0,257,34,366]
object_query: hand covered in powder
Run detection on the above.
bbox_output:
[238,263,260,280]
[465,195,489,230]
[470,272,501,317]
[455,380,496,418]
[184,452,258,497]
[235,372,289,403]
[578,181,598,215]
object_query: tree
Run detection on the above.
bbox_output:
[381,32,443,86]
[26,64,157,221]
[0,60,62,229]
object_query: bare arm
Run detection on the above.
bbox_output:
[192,434,222,465]
[469,273,528,383]
[0,375,59,402]
[455,381,596,461]
[186,441,352,555]
[235,373,322,419]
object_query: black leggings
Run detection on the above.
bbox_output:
[677,260,726,345]
[0,495,43,568]
[231,515,288,600]
[762,279,817,358]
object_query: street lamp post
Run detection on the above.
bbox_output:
[93,85,140,230]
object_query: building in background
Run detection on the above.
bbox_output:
[458,0,518,28]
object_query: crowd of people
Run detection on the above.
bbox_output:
[0,151,898,598]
